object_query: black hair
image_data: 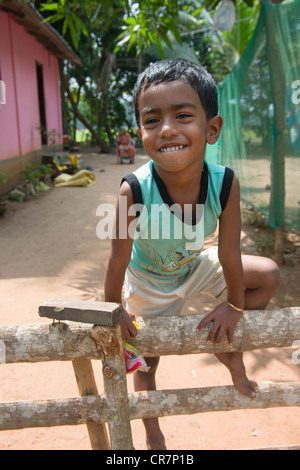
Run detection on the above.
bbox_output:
[133,58,218,128]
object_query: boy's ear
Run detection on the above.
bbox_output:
[137,128,142,140]
[206,115,223,145]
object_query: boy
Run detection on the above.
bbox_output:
[104,59,279,450]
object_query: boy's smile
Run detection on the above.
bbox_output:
[137,80,221,177]
[159,144,186,153]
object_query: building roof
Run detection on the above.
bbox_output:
[0,0,82,65]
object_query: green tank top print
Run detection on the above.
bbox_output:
[121,160,233,279]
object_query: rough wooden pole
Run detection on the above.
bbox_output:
[72,358,110,450]
[274,226,285,266]
[128,382,300,420]
[1,382,299,431]
[2,307,300,363]
[91,325,134,450]
[265,4,286,265]
[129,307,300,357]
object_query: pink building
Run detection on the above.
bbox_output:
[0,0,81,187]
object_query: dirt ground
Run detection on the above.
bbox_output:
[0,148,300,450]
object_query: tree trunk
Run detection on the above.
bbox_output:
[98,52,116,147]
[62,74,112,153]
[100,91,115,147]
[265,5,286,265]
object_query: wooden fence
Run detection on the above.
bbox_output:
[0,299,300,450]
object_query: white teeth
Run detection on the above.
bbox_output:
[160,145,184,152]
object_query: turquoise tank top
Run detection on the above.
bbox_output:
[122,160,233,279]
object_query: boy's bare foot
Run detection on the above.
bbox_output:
[144,418,167,450]
[215,352,257,398]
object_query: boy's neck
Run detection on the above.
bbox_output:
[153,160,204,187]
[152,160,205,206]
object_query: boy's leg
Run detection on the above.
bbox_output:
[215,255,279,398]
[133,356,167,450]
[242,254,279,310]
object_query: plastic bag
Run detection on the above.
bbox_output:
[124,343,150,374]
[213,0,235,32]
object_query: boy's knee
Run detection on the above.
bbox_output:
[265,258,280,291]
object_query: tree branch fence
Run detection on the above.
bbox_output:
[0,299,299,450]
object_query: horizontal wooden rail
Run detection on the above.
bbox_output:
[1,306,300,363]
[1,382,299,431]
[128,307,300,356]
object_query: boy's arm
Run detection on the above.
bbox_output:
[197,175,244,344]
[218,174,244,309]
[104,181,138,340]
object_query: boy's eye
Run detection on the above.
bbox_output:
[177,113,192,119]
[144,117,159,125]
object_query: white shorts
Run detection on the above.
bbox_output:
[123,246,226,317]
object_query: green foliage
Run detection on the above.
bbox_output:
[115,1,181,57]
[0,172,7,186]
[20,163,52,185]
[40,0,181,55]
[34,0,261,146]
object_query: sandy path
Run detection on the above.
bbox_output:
[0,149,299,450]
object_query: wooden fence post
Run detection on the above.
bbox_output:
[72,358,110,450]
[91,325,134,450]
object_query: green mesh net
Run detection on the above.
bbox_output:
[206,1,300,231]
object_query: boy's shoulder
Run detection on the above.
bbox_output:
[205,160,226,175]
[132,159,153,180]
[204,161,235,212]
[121,160,152,188]
[121,160,153,206]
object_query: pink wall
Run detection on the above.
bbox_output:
[0,11,62,162]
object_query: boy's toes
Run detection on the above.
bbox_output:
[246,380,258,398]
[249,380,258,391]
[234,378,257,399]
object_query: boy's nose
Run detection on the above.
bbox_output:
[159,120,179,138]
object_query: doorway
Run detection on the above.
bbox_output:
[36,62,47,144]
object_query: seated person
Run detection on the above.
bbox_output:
[116,128,135,162]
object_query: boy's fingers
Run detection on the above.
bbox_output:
[206,322,221,343]
[122,320,138,340]
[118,308,138,340]
[196,314,213,332]
[129,312,136,322]
[128,321,138,338]
[214,325,226,344]
[227,328,234,345]
[120,325,130,341]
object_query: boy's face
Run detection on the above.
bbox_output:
[137,80,222,174]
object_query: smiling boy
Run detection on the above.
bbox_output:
[104,59,279,450]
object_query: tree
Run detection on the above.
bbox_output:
[36,0,262,150]
[36,0,184,151]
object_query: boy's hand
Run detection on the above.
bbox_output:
[118,306,138,341]
[196,301,242,345]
